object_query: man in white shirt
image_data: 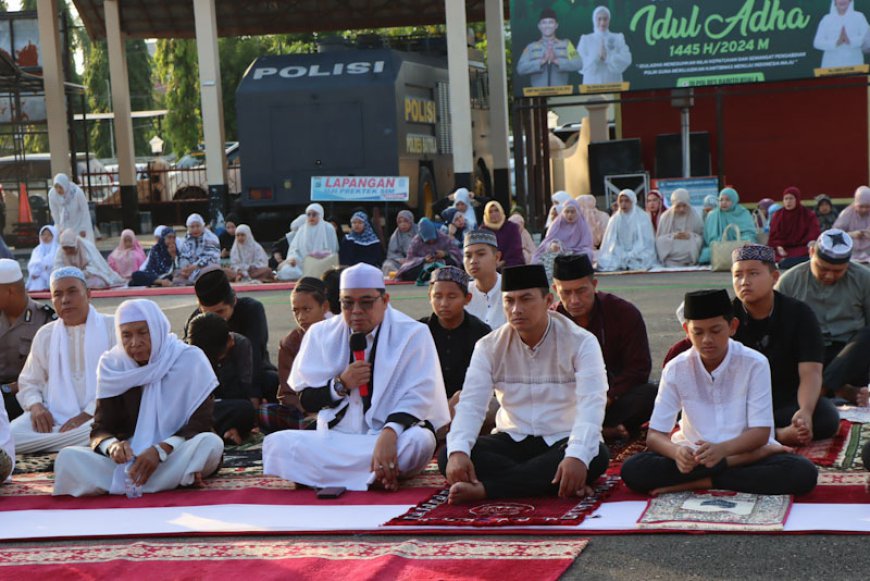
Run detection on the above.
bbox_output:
[621,289,818,496]
[464,231,506,329]
[263,263,450,492]
[11,267,115,454]
[441,264,610,504]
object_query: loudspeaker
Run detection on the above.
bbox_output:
[587,139,644,197]
[655,132,711,178]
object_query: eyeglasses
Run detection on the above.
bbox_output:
[340,296,383,312]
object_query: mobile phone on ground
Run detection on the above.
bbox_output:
[316,486,346,499]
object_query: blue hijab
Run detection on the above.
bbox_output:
[142,226,176,276]
[346,211,380,246]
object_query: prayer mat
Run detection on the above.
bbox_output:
[832,422,869,471]
[607,428,648,467]
[12,453,55,475]
[836,405,870,424]
[796,420,852,467]
[385,475,620,528]
[637,490,792,532]
[0,539,588,580]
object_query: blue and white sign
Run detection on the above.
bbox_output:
[653,177,720,209]
[311,176,410,202]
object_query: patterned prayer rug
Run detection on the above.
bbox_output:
[0,539,588,580]
[637,490,792,532]
[832,422,869,472]
[607,428,648,467]
[796,420,852,467]
[386,475,620,527]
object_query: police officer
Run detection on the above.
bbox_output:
[515,8,582,88]
[0,259,56,420]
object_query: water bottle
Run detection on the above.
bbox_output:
[124,459,143,499]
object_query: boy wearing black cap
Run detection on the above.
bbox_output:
[184,269,279,404]
[441,264,610,504]
[621,290,818,496]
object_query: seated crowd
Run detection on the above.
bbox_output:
[1,183,869,501]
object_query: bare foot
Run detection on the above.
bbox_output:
[776,424,806,447]
[192,472,205,488]
[447,481,487,505]
[223,428,243,445]
[728,443,795,468]
[602,424,630,442]
[650,477,712,497]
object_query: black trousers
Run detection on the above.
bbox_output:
[620,451,818,496]
[256,369,280,403]
[437,432,610,499]
[823,327,870,395]
[773,396,840,441]
[863,441,870,470]
[213,399,256,437]
[2,392,22,421]
[604,383,658,434]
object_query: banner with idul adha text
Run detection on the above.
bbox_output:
[511,0,870,97]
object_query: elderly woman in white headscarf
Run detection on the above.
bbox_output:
[577,6,632,85]
[53,299,224,497]
[597,189,657,271]
[814,0,870,68]
[229,224,273,282]
[279,203,340,280]
[54,229,125,289]
[654,188,705,267]
[175,213,221,286]
[451,188,478,230]
[26,225,59,291]
[48,173,95,243]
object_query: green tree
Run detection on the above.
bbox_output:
[219,36,267,142]
[0,2,8,12]
[154,38,201,157]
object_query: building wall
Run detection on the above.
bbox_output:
[620,77,868,203]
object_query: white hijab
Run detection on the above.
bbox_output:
[230,224,269,271]
[546,191,573,228]
[656,188,704,237]
[47,305,112,425]
[289,203,339,261]
[452,188,478,230]
[28,225,58,274]
[97,299,217,455]
[592,6,612,36]
[599,189,657,267]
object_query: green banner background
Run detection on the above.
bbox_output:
[511,0,863,96]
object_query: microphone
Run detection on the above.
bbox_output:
[349,333,370,397]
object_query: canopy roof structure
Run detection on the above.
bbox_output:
[72,0,498,40]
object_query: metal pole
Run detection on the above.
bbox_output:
[681,106,691,178]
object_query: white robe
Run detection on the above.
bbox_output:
[655,206,705,266]
[263,305,450,490]
[598,195,658,272]
[26,225,58,292]
[48,181,95,243]
[12,309,114,454]
[578,31,632,85]
[814,1,870,68]
[54,238,125,289]
[1,397,13,480]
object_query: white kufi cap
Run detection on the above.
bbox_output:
[340,263,385,290]
[0,258,22,284]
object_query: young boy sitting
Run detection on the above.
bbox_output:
[621,289,818,496]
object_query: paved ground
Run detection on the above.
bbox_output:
[78,270,869,578]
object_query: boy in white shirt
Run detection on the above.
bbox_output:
[621,289,818,496]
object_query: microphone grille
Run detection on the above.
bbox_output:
[349,332,367,351]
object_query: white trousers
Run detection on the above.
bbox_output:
[52,432,224,497]
[10,412,92,454]
[263,426,436,491]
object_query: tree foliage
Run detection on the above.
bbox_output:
[154,39,201,157]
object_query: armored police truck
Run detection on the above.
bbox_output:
[235,44,492,231]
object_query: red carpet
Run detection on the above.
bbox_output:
[0,538,588,581]
[386,475,619,527]
[796,421,852,467]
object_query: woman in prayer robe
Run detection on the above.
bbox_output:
[646,190,666,234]
[655,188,704,267]
[55,229,125,289]
[702,195,718,221]
[381,210,418,276]
[754,198,775,232]
[815,194,839,232]
[451,188,478,230]
[48,173,95,243]
[577,194,609,248]
[813,0,870,68]
[396,218,462,281]
[107,229,147,280]
[175,214,221,285]
[699,187,758,264]
[130,227,178,287]
[52,299,224,497]
[26,225,58,292]
[440,208,469,245]
[768,186,821,269]
[577,6,632,85]
[339,211,384,268]
[508,212,536,264]
[597,189,658,272]
[481,201,525,267]
[280,203,339,280]
[532,199,594,278]
[545,190,573,229]
[833,185,870,263]
[229,224,273,282]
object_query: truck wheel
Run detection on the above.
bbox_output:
[419,166,437,218]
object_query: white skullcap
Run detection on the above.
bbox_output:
[116,299,151,325]
[0,259,22,284]
[340,263,385,290]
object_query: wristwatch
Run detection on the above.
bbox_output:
[333,376,350,398]
[153,444,169,462]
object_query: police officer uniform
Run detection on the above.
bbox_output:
[0,298,57,420]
